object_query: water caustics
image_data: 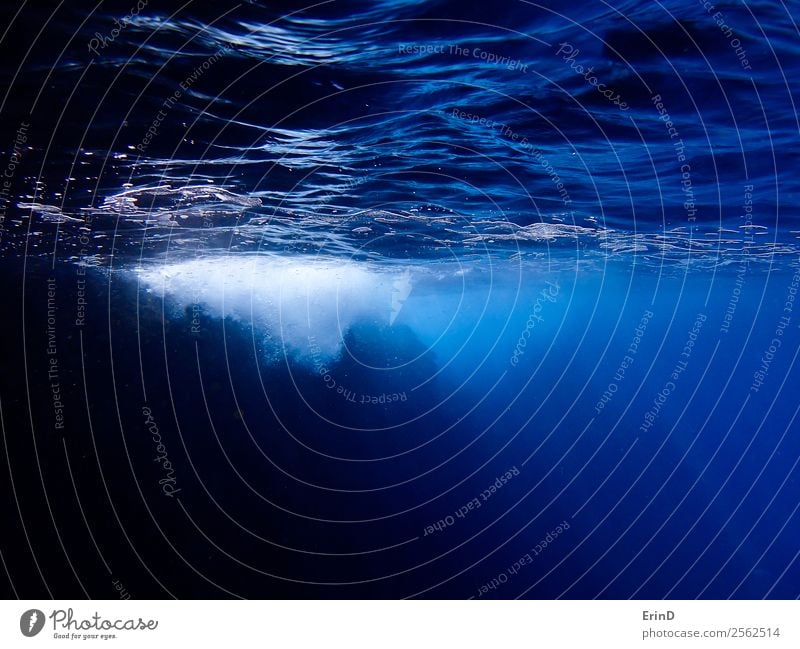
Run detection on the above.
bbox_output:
[2,0,800,601]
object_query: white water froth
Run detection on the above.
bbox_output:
[136,256,418,360]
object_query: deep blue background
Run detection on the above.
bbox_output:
[1,0,799,599]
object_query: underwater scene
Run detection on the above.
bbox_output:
[1,0,799,599]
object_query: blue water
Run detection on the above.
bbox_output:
[1,0,799,599]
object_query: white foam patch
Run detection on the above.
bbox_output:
[136,256,413,360]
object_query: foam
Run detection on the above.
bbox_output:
[136,255,413,360]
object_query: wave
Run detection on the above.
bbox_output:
[137,255,420,361]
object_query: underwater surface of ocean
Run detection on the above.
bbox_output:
[1,0,799,599]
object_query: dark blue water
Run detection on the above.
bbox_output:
[1,0,799,599]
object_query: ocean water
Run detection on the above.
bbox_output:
[1,0,799,599]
